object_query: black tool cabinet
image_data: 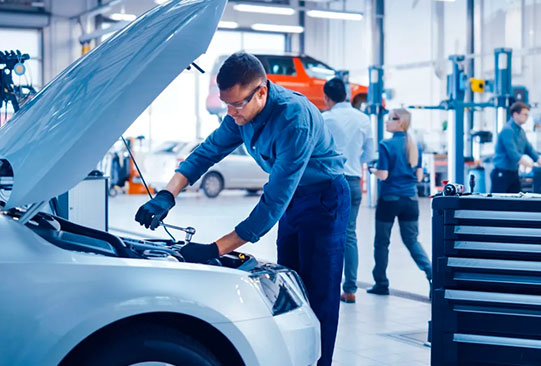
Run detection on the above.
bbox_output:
[431,194,541,366]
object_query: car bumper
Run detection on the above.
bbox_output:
[215,303,320,366]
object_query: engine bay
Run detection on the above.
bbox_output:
[13,211,257,271]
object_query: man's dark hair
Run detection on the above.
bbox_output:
[510,101,530,116]
[323,77,347,103]
[217,52,267,91]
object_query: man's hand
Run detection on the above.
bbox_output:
[135,190,176,230]
[370,168,389,181]
[180,242,219,263]
[519,155,535,168]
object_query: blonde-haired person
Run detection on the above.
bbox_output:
[367,108,432,296]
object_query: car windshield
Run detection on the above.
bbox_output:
[301,58,336,80]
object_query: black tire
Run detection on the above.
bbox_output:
[61,322,221,366]
[201,172,223,198]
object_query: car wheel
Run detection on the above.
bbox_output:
[201,172,223,198]
[61,323,221,366]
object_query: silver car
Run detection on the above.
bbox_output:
[145,140,269,198]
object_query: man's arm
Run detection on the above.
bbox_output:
[176,116,243,185]
[500,129,522,166]
[235,125,314,244]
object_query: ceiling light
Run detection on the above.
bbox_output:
[234,4,295,15]
[306,10,363,21]
[251,24,304,33]
[109,13,137,21]
[154,0,168,4]
[218,21,239,29]
[435,0,456,2]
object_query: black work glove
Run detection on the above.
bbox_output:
[135,190,175,230]
[180,242,219,263]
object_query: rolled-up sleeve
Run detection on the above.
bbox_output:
[235,125,313,243]
[176,116,243,185]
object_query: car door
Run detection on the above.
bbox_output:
[215,145,268,189]
[260,56,308,95]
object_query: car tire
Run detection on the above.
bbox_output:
[61,322,222,366]
[201,172,223,198]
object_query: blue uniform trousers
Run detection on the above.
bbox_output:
[277,175,350,366]
[372,197,432,288]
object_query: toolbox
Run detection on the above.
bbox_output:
[432,193,541,365]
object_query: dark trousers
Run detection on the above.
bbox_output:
[372,197,432,288]
[490,168,521,193]
[343,176,362,294]
[277,175,350,366]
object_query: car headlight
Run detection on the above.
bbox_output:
[249,269,305,316]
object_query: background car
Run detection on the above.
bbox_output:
[206,53,368,116]
[144,140,269,198]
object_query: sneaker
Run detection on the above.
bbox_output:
[340,292,356,303]
[366,285,390,295]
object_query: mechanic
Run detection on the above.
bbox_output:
[322,77,374,304]
[135,52,350,366]
[491,102,541,193]
[367,108,432,296]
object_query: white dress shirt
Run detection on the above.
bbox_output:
[323,102,375,178]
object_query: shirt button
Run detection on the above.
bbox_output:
[251,146,255,150]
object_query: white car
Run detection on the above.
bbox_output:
[0,1,320,366]
[145,140,269,198]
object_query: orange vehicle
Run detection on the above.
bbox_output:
[206,54,368,116]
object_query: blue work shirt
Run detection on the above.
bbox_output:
[493,119,539,171]
[377,131,422,197]
[176,81,345,243]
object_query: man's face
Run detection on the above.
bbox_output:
[220,80,268,126]
[513,108,530,125]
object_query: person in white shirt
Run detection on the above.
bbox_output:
[322,77,375,303]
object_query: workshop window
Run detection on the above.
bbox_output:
[266,58,296,76]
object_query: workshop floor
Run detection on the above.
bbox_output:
[109,191,432,365]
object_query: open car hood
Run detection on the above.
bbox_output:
[0,0,226,209]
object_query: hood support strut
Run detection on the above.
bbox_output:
[19,201,46,225]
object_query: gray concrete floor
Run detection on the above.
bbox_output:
[109,190,432,365]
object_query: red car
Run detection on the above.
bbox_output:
[206,54,368,116]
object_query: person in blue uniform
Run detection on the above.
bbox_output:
[367,108,432,296]
[322,77,374,304]
[135,52,350,366]
[491,102,541,193]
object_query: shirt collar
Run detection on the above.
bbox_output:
[393,131,407,137]
[251,80,275,128]
[509,118,522,131]
[331,101,351,110]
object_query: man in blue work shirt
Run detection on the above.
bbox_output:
[135,52,350,366]
[491,102,541,193]
[322,77,374,304]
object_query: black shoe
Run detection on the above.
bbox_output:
[366,285,389,295]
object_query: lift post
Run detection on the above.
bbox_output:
[446,55,466,184]
[366,66,385,207]
[494,48,513,134]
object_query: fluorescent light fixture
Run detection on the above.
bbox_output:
[234,4,295,15]
[251,24,304,33]
[435,0,456,2]
[109,13,137,21]
[154,0,168,4]
[218,21,239,29]
[306,9,363,21]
